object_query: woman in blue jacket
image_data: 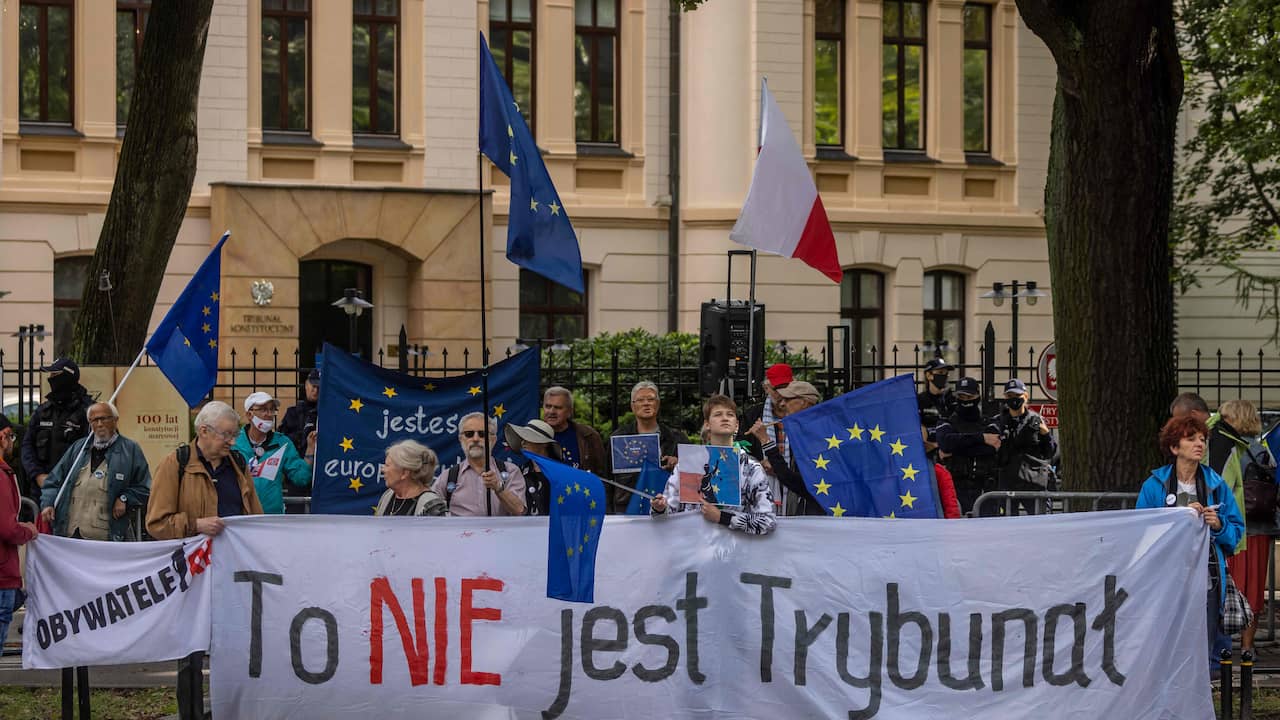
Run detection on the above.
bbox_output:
[1137,414,1245,663]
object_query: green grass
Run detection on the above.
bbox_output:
[0,687,177,720]
[1217,687,1280,719]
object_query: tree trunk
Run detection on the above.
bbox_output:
[71,0,214,365]
[1014,1,1183,491]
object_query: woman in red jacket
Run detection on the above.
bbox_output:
[0,416,38,656]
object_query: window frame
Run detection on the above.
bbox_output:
[840,269,885,380]
[961,2,993,155]
[261,0,312,133]
[813,0,845,149]
[574,0,621,146]
[116,0,150,128]
[53,255,92,359]
[518,269,589,341]
[489,0,537,138]
[881,0,928,152]
[922,270,965,365]
[352,0,400,136]
[19,0,76,127]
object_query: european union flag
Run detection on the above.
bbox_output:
[625,460,669,516]
[311,343,540,514]
[478,33,584,294]
[145,231,228,407]
[780,374,941,519]
[537,456,606,603]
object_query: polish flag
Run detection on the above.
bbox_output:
[730,79,842,283]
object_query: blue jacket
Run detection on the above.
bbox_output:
[40,435,151,541]
[232,428,312,514]
[1137,463,1244,611]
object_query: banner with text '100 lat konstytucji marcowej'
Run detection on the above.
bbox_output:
[25,510,1213,719]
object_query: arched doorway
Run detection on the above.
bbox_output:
[299,260,374,362]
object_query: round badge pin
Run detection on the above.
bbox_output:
[1165,493,1177,507]
[93,469,105,480]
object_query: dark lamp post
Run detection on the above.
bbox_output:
[331,288,373,355]
[980,280,1047,371]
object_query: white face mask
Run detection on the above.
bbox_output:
[251,416,274,433]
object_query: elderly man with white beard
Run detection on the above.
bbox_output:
[432,412,526,516]
[39,401,150,541]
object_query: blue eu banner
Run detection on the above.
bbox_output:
[311,343,540,514]
[537,456,606,603]
[780,374,941,518]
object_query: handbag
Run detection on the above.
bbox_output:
[1221,569,1254,635]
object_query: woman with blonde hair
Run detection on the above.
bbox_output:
[1212,399,1269,658]
[375,440,446,517]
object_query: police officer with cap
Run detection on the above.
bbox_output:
[995,378,1056,507]
[917,357,956,454]
[935,376,1001,516]
[279,368,320,456]
[21,358,94,494]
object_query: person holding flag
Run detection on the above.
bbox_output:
[232,392,314,514]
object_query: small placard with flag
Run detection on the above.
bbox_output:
[145,231,228,407]
[625,460,669,516]
[536,457,607,603]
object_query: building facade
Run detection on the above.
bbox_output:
[2,0,1255,403]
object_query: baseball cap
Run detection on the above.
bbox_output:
[504,419,560,451]
[244,391,276,412]
[765,363,794,388]
[923,357,954,373]
[776,380,821,404]
[41,357,80,381]
[955,377,980,396]
[1003,378,1028,395]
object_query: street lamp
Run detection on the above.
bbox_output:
[980,280,1047,371]
[331,288,373,355]
[508,337,571,354]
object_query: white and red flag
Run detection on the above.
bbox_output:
[730,79,841,282]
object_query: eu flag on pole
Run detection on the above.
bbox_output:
[145,232,228,407]
[478,33,584,294]
[780,374,941,519]
[625,460,668,516]
[537,457,606,603]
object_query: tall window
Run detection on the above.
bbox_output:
[53,256,91,358]
[814,0,844,147]
[520,270,587,340]
[574,0,619,144]
[881,0,926,150]
[963,3,991,153]
[490,0,536,134]
[18,0,74,125]
[841,270,884,383]
[923,271,964,365]
[116,1,150,127]
[262,0,310,132]
[353,0,399,135]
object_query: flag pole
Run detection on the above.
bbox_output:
[477,41,494,517]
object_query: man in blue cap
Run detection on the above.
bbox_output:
[995,378,1057,512]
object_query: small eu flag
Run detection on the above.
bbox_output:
[625,460,669,516]
[780,374,941,519]
[478,33,584,294]
[145,231,228,407]
[537,457,606,603]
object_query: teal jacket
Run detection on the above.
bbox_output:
[40,435,151,541]
[232,427,312,514]
[1137,463,1244,611]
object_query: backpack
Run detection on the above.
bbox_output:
[176,443,247,489]
[442,461,517,516]
[1240,438,1278,523]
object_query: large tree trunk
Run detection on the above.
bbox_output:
[71,0,214,365]
[1014,1,1183,491]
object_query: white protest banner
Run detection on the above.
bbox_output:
[22,534,214,669]
[207,509,1212,719]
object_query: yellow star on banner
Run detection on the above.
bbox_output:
[825,434,842,449]
[884,511,897,519]
[813,454,831,470]
[424,383,436,391]
[589,517,598,527]
[566,547,574,557]
[573,483,581,492]
[529,198,539,212]
[584,533,591,543]
[889,438,907,456]
[589,500,597,509]
[210,291,220,302]
[869,425,886,442]
[348,477,363,491]
[583,488,590,497]
[201,323,211,334]
[814,478,831,495]
[549,201,561,215]
[339,437,354,452]
[557,495,565,504]
[510,151,518,165]
[208,339,217,349]
[493,403,506,419]
[901,463,920,481]
[349,398,364,412]
[382,387,397,399]
[900,490,917,509]
[468,386,481,396]
[831,502,847,517]
[183,338,191,347]
[847,424,864,440]
[507,124,514,138]
[202,306,211,316]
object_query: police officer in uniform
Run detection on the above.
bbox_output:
[917,357,956,459]
[935,376,1001,516]
[21,358,93,496]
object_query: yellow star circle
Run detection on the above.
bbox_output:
[813,455,831,470]
[847,424,864,440]
[814,478,832,495]
[468,386,481,396]
[901,464,920,481]
[348,477,363,491]
[349,398,364,412]
[899,490,917,509]
[339,437,354,452]
[831,502,846,518]
[889,438,907,456]
[825,434,842,449]
[869,425,886,442]
[382,387,397,398]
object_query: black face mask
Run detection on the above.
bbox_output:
[48,372,76,396]
[929,375,949,390]
[957,399,980,418]
[1005,397,1025,411]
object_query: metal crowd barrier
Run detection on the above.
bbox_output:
[970,490,1140,517]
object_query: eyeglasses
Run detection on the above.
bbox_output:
[247,406,275,416]
[633,397,658,405]
[88,416,116,424]
[203,426,237,442]
[461,430,489,438]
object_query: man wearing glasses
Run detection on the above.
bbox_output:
[433,412,526,516]
[38,402,150,541]
[608,381,683,512]
[232,391,314,514]
[146,400,262,720]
